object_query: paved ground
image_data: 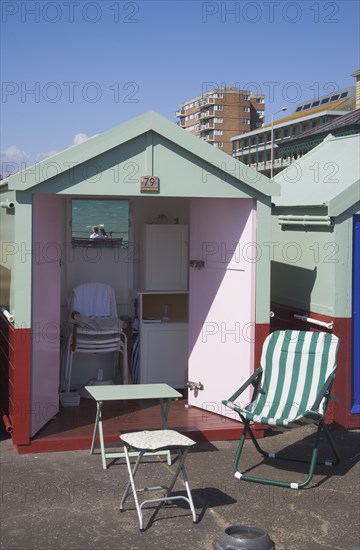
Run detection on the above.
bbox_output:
[0,424,359,550]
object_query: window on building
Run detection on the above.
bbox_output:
[321,98,330,104]
[71,199,129,247]
[214,105,224,111]
[340,92,348,98]
[304,103,311,109]
[312,101,320,107]
[244,119,250,125]
[243,95,249,100]
[244,107,250,112]
[296,106,302,112]
[331,94,340,101]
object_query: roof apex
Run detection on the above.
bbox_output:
[7,111,279,198]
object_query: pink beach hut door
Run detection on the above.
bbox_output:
[188,198,256,418]
[30,195,62,437]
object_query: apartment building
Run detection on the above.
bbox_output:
[175,87,265,155]
[231,85,356,177]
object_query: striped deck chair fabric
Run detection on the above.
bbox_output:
[222,330,341,489]
[242,330,340,428]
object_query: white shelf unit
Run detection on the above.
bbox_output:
[137,291,189,388]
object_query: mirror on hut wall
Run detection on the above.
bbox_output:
[71,198,129,247]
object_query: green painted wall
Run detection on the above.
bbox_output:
[0,188,16,311]
[271,202,360,317]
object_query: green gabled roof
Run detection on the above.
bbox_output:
[274,133,360,216]
[7,111,279,198]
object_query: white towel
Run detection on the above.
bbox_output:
[72,313,124,333]
[69,283,117,317]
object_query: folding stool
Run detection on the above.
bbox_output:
[119,430,197,530]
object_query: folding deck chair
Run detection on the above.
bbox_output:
[223,330,340,489]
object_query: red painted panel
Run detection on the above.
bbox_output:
[331,318,357,428]
[254,323,270,370]
[0,315,31,445]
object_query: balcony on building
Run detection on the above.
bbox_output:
[200,110,215,119]
[175,109,186,117]
[200,122,215,131]
[200,97,216,107]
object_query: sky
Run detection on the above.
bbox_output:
[1,0,359,174]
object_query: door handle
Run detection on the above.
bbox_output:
[187,381,204,391]
[189,260,205,270]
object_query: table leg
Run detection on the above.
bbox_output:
[90,401,100,454]
[90,401,107,470]
[159,398,172,428]
[160,398,172,465]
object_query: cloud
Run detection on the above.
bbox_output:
[1,132,92,175]
[73,133,89,145]
[1,144,30,164]
[0,145,31,177]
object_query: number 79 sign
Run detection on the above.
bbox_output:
[140,176,159,193]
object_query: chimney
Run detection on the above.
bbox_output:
[351,70,360,110]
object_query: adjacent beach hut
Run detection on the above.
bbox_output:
[0,111,278,451]
[271,133,360,429]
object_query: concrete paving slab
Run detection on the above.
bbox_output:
[0,425,359,550]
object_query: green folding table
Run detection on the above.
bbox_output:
[85,383,182,469]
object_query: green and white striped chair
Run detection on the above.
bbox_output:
[223,330,340,489]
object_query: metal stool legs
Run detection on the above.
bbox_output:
[120,444,197,531]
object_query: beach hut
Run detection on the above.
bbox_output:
[271,133,360,429]
[0,111,278,452]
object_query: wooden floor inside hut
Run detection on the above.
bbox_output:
[16,394,265,454]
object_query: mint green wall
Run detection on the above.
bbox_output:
[271,203,360,318]
[152,135,265,200]
[23,137,147,197]
[0,188,16,311]
[334,211,358,318]
[271,219,336,316]
[26,134,266,201]
[256,199,273,323]
[0,188,32,326]
[12,192,32,326]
